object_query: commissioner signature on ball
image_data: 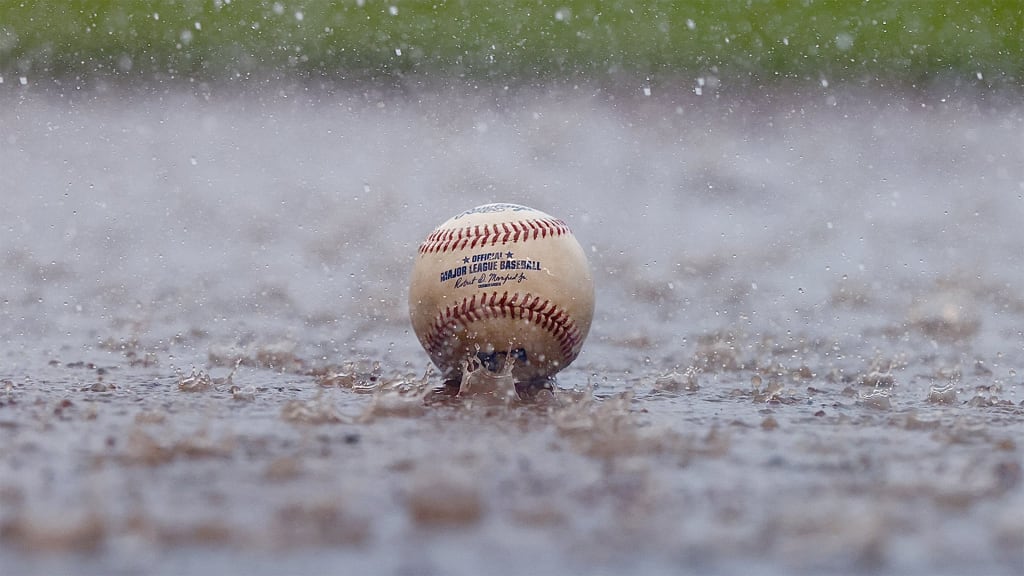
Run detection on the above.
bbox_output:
[455,271,529,289]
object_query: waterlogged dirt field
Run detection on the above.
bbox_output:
[1,86,1023,575]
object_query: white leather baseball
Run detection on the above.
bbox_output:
[409,203,594,382]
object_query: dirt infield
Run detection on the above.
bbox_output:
[1,87,1022,575]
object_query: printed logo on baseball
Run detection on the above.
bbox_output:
[409,203,594,382]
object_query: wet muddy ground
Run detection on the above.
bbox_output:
[1,86,1023,575]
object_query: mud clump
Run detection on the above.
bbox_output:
[1,513,106,552]
[274,502,371,546]
[264,456,303,482]
[148,520,235,547]
[123,427,234,466]
[508,502,567,527]
[406,470,485,527]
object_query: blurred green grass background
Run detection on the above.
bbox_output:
[1,0,1021,89]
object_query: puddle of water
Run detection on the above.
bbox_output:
[1,88,1022,575]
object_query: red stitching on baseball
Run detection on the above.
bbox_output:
[423,291,583,365]
[418,218,571,254]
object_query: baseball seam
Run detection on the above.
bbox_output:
[418,218,571,254]
[423,290,583,364]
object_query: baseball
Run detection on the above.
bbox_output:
[409,203,594,382]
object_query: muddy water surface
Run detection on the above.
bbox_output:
[1,87,1023,575]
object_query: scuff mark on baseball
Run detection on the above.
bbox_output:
[409,203,595,382]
